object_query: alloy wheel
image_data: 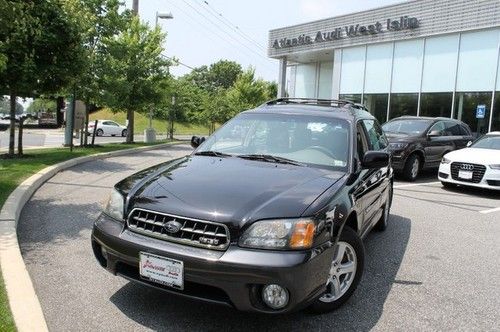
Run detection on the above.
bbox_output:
[411,158,419,179]
[319,241,357,303]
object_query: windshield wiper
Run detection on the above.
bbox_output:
[238,154,305,166]
[194,150,232,157]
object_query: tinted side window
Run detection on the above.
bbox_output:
[363,120,388,150]
[429,121,446,135]
[444,121,462,136]
[459,125,471,136]
[356,123,369,159]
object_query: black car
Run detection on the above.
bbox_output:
[92,98,393,313]
[382,116,473,181]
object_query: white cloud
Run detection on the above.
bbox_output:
[299,0,340,21]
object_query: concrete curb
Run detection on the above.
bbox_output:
[0,143,179,332]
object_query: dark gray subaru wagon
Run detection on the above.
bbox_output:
[92,98,393,313]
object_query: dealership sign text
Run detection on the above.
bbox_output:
[272,16,419,49]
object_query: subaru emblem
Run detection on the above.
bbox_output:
[164,220,182,234]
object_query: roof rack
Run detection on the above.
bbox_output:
[263,97,356,108]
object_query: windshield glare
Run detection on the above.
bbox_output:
[382,119,432,135]
[197,113,350,170]
[471,136,500,150]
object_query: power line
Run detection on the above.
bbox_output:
[162,54,194,70]
[179,0,273,66]
[164,0,275,72]
[199,1,267,51]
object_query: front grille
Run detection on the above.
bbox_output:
[486,180,500,187]
[127,209,230,250]
[450,162,486,183]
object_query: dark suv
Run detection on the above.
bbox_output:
[382,116,473,181]
[92,98,393,313]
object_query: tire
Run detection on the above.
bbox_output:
[121,129,127,137]
[309,226,365,313]
[403,154,420,181]
[375,184,392,231]
[96,129,104,137]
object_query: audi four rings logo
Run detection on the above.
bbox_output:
[460,164,474,171]
[164,220,182,233]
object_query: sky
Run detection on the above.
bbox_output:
[126,0,405,82]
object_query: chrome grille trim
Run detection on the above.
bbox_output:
[450,162,486,184]
[127,208,230,250]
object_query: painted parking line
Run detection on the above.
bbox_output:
[393,181,441,189]
[479,206,500,214]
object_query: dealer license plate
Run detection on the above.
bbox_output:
[458,170,473,180]
[139,252,184,290]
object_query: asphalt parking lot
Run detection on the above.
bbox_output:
[18,146,500,331]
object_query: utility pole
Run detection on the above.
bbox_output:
[132,0,138,15]
[126,0,139,143]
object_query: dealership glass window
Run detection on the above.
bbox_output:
[389,93,418,119]
[454,92,492,136]
[492,94,500,131]
[318,61,333,99]
[339,46,365,94]
[391,39,423,93]
[456,30,499,92]
[419,93,453,118]
[363,94,388,124]
[295,63,317,98]
[421,34,459,93]
[364,43,392,94]
[339,94,361,103]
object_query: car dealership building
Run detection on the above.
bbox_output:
[269,0,500,135]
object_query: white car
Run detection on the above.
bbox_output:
[88,120,127,137]
[439,132,500,190]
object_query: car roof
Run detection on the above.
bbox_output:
[389,116,462,122]
[243,99,375,121]
[486,131,500,136]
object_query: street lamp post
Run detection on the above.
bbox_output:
[144,11,174,143]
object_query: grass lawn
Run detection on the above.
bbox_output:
[0,141,174,331]
[89,108,210,136]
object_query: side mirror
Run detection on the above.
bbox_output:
[427,130,441,138]
[190,136,205,149]
[466,141,472,147]
[361,151,390,169]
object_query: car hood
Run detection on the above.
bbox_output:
[445,148,500,165]
[385,132,419,142]
[118,155,345,229]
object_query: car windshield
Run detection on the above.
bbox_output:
[382,119,432,135]
[471,135,500,150]
[197,112,350,170]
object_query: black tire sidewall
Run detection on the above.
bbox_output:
[96,129,103,136]
[122,129,127,137]
[309,227,365,313]
[403,154,419,181]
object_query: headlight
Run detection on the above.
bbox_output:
[104,189,124,221]
[388,142,408,150]
[490,164,500,170]
[441,157,451,164]
[239,219,316,250]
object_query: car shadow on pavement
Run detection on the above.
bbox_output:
[110,214,411,331]
[441,184,500,199]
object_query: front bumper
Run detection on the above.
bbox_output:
[438,163,500,190]
[91,213,334,313]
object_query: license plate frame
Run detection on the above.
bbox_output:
[458,170,473,180]
[139,252,184,290]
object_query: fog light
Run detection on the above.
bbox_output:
[262,284,289,309]
[101,246,108,260]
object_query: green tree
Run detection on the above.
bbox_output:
[225,68,277,117]
[184,60,242,93]
[65,0,131,144]
[156,77,208,138]
[26,98,56,113]
[100,17,170,143]
[0,0,85,156]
